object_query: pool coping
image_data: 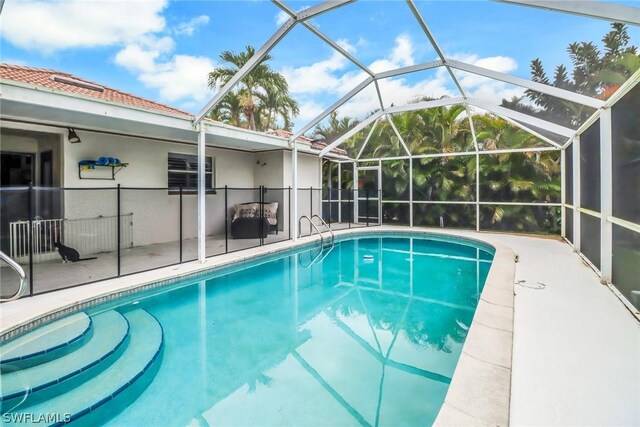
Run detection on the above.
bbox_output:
[0,226,515,426]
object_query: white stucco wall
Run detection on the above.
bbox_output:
[61,132,256,246]
[1,123,323,248]
[283,152,323,231]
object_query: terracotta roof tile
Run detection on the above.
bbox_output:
[0,63,192,118]
[265,129,348,156]
[1,63,344,156]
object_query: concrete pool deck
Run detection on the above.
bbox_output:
[0,226,638,426]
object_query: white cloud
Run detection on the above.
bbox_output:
[138,54,216,103]
[281,51,351,95]
[284,35,523,132]
[275,11,290,26]
[1,0,215,108]
[297,99,327,122]
[0,0,167,53]
[115,39,215,104]
[174,15,210,36]
[390,34,414,68]
[446,53,525,104]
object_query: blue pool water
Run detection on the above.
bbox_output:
[1,234,494,426]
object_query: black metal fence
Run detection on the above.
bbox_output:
[0,185,374,299]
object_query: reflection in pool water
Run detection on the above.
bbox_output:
[3,235,493,426]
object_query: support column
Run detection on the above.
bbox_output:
[378,159,382,225]
[292,141,298,241]
[337,162,342,223]
[561,149,566,238]
[353,162,358,223]
[476,152,480,231]
[197,123,206,263]
[572,136,581,252]
[409,157,413,227]
[600,108,613,281]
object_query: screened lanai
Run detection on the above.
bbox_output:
[1,1,639,425]
[188,0,640,314]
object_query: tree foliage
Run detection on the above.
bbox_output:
[512,23,639,127]
[207,46,299,131]
[318,103,561,233]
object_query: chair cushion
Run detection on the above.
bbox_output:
[233,203,258,221]
[263,202,278,221]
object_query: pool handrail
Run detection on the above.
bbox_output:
[0,250,28,302]
[310,215,335,246]
[298,215,324,245]
[298,215,336,268]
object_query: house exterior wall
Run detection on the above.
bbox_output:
[61,132,256,246]
[283,152,323,232]
[1,122,323,250]
[253,150,287,232]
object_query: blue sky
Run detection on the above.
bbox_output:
[1,0,639,131]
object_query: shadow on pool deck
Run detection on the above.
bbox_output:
[1,234,289,295]
[1,222,365,296]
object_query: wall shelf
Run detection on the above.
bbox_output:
[78,161,128,180]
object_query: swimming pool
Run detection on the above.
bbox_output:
[1,233,494,426]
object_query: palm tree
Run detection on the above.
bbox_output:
[318,102,561,232]
[208,46,298,131]
[256,89,299,131]
[208,92,244,127]
[474,115,561,232]
[313,112,359,144]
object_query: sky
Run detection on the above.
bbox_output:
[1,0,639,133]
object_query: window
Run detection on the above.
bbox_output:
[167,153,215,193]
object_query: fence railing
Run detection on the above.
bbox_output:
[1,185,373,299]
[9,214,134,263]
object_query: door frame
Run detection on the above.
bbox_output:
[354,163,382,225]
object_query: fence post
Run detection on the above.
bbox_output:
[366,189,370,227]
[28,182,34,296]
[179,185,183,263]
[259,186,264,246]
[348,188,352,229]
[117,184,121,277]
[309,186,313,235]
[224,185,228,254]
[288,186,292,241]
[328,187,332,227]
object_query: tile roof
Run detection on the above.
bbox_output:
[1,63,348,156]
[265,129,348,156]
[0,63,191,118]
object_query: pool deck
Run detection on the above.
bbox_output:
[1,226,638,426]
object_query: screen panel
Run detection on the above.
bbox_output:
[580,213,601,270]
[612,84,640,225]
[579,119,601,212]
[565,207,573,243]
[413,204,476,229]
[612,225,640,310]
[565,143,573,205]
[480,152,561,203]
[480,205,560,234]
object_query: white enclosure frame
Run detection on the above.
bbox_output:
[189,0,640,277]
[562,68,640,318]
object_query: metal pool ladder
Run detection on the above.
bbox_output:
[298,215,335,246]
[298,215,335,268]
[0,250,28,302]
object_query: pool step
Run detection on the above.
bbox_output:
[0,310,129,408]
[0,312,92,370]
[3,309,163,425]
